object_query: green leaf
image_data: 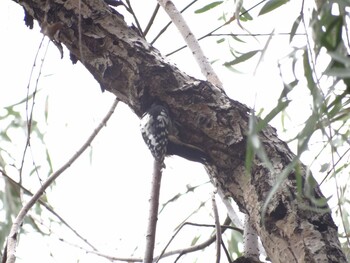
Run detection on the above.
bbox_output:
[259,0,289,16]
[257,99,290,132]
[326,68,350,78]
[297,113,318,154]
[254,29,275,73]
[30,166,41,176]
[290,14,302,43]
[216,38,225,44]
[4,90,41,109]
[45,96,49,124]
[246,114,274,176]
[328,51,350,67]
[45,148,53,175]
[229,230,243,256]
[303,50,322,106]
[261,158,298,224]
[319,163,330,173]
[195,1,223,14]
[190,235,200,246]
[239,7,253,21]
[321,15,343,51]
[0,131,11,142]
[223,50,260,66]
[230,34,246,43]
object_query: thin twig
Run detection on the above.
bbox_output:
[151,0,198,45]
[26,39,51,185]
[209,32,305,37]
[4,98,119,263]
[19,36,46,183]
[155,216,238,262]
[211,192,221,263]
[320,147,350,185]
[166,0,267,57]
[144,4,160,37]
[38,218,240,263]
[0,170,98,252]
[144,159,163,263]
[159,181,209,213]
[125,0,144,37]
[221,238,233,263]
[57,238,142,262]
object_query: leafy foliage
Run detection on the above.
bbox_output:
[0,94,52,254]
[202,0,350,254]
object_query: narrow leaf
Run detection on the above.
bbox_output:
[195,1,223,14]
[190,235,200,246]
[259,0,289,16]
[290,14,302,43]
[216,38,225,44]
[319,163,330,173]
[326,68,350,78]
[254,29,275,73]
[257,99,290,131]
[328,51,350,66]
[240,7,253,21]
[224,50,259,66]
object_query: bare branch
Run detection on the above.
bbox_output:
[243,215,259,259]
[125,0,144,36]
[0,171,98,252]
[151,0,198,44]
[144,4,160,37]
[57,239,142,263]
[19,36,47,184]
[157,0,223,90]
[211,192,221,263]
[156,216,238,262]
[4,99,119,263]
[144,159,163,263]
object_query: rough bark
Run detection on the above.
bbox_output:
[11,0,346,262]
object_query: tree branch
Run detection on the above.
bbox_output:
[157,0,223,89]
[144,160,163,263]
[156,216,233,262]
[211,192,221,263]
[0,171,99,252]
[3,98,119,263]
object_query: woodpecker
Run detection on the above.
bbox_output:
[140,105,171,162]
[140,104,210,164]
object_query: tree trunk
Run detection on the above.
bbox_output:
[12,0,346,262]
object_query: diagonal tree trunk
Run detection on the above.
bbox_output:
[10,0,346,262]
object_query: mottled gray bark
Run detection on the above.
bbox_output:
[11,0,346,262]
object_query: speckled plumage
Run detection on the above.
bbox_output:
[140,105,170,161]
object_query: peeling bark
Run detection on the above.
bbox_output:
[11,0,346,262]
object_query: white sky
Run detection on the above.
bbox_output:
[0,0,348,262]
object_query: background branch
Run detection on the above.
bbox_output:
[3,98,119,263]
[0,171,98,252]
